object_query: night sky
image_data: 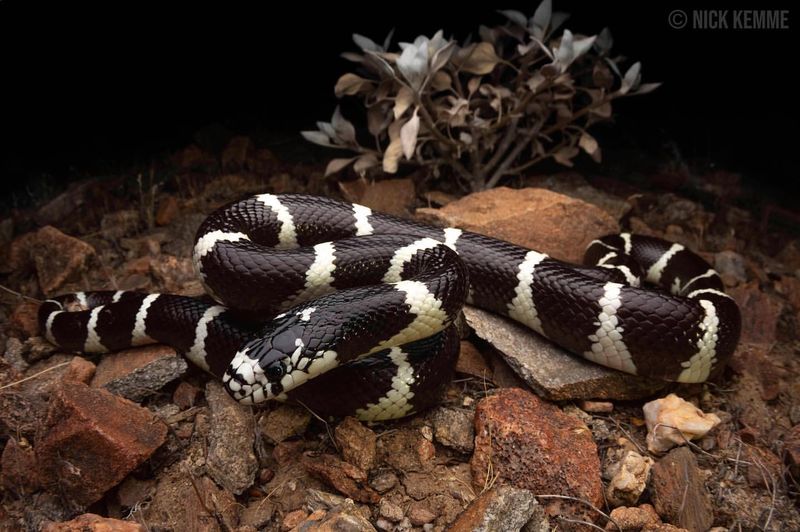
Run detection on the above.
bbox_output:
[1,2,797,209]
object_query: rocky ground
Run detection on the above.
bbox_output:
[1,136,799,531]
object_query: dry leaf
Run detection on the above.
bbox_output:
[400,110,420,159]
[394,86,415,119]
[325,157,357,176]
[334,73,373,97]
[458,42,500,75]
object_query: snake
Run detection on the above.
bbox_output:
[38,193,741,421]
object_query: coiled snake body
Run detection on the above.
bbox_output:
[39,194,741,421]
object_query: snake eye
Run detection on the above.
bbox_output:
[265,363,284,381]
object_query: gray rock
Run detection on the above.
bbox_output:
[449,486,548,532]
[91,345,188,402]
[428,407,474,453]
[204,381,258,494]
[463,306,665,400]
[715,250,748,285]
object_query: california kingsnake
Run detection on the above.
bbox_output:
[39,193,741,421]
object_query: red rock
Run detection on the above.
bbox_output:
[12,226,96,296]
[222,136,255,171]
[42,513,144,532]
[728,281,783,345]
[302,453,380,503]
[378,428,436,472]
[35,381,167,506]
[786,425,800,469]
[91,345,187,402]
[33,180,95,226]
[287,499,374,531]
[283,509,309,531]
[743,445,782,489]
[155,195,180,226]
[1,437,40,494]
[143,472,237,531]
[470,388,603,524]
[775,275,800,311]
[173,381,201,409]
[579,400,614,413]
[100,210,140,240]
[173,144,214,170]
[258,404,312,444]
[9,300,40,337]
[650,447,713,532]
[334,416,377,471]
[339,178,416,217]
[729,343,785,401]
[455,340,493,381]
[273,440,305,467]
[417,187,619,263]
[605,504,662,531]
[62,356,96,384]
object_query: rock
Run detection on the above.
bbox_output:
[729,343,785,401]
[526,172,632,221]
[579,400,614,413]
[13,226,96,296]
[273,439,305,467]
[334,416,377,471]
[455,340,493,380]
[305,489,346,512]
[302,453,380,503]
[605,450,654,507]
[449,486,547,532]
[222,135,255,171]
[4,337,29,373]
[643,394,721,453]
[155,195,180,226]
[379,499,404,522]
[287,499,375,531]
[728,281,783,345]
[9,300,40,337]
[42,513,144,532]
[464,306,665,400]
[369,471,398,493]
[35,381,167,507]
[428,406,475,453]
[377,427,436,472]
[91,345,187,402]
[173,381,202,409]
[714,251,747,286]
[101,209,140,240]
[240,498,276,529]
[471,388,603,523]
[63,356,96,384]
[605,504,662,531]
[742,445,782,489]
[283,509,309,530]
[34,180,94,226]
[407,502,437,526]
[258,404,312,444]
[204,381,258,494]
[143,470,238,531]
[650,447,713,532]
[173,144,215,170]
[339,177,416,217]
[116,477,155,509]
[1,437,40,494]
[775,275,800,311]
[417,187,619,263]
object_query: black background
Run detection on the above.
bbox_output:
[1,2,797,208]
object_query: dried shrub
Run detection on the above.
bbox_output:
[303,0,659,191]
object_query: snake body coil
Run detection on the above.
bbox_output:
[39,193,741,421]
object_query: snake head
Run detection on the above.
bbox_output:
[222,310,339,405]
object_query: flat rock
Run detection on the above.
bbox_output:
[287,499,375,532]
[10,300,40,337]
[35,381,167,507]
[650,447,713,532]
[91,345,188,402]
[204,381,258,495]
[416,186,619,263]
[42,513,145,532]
[1,437,40,494]
[471,388,603,525]
[449,486,547,532]
[464,306,666,400]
